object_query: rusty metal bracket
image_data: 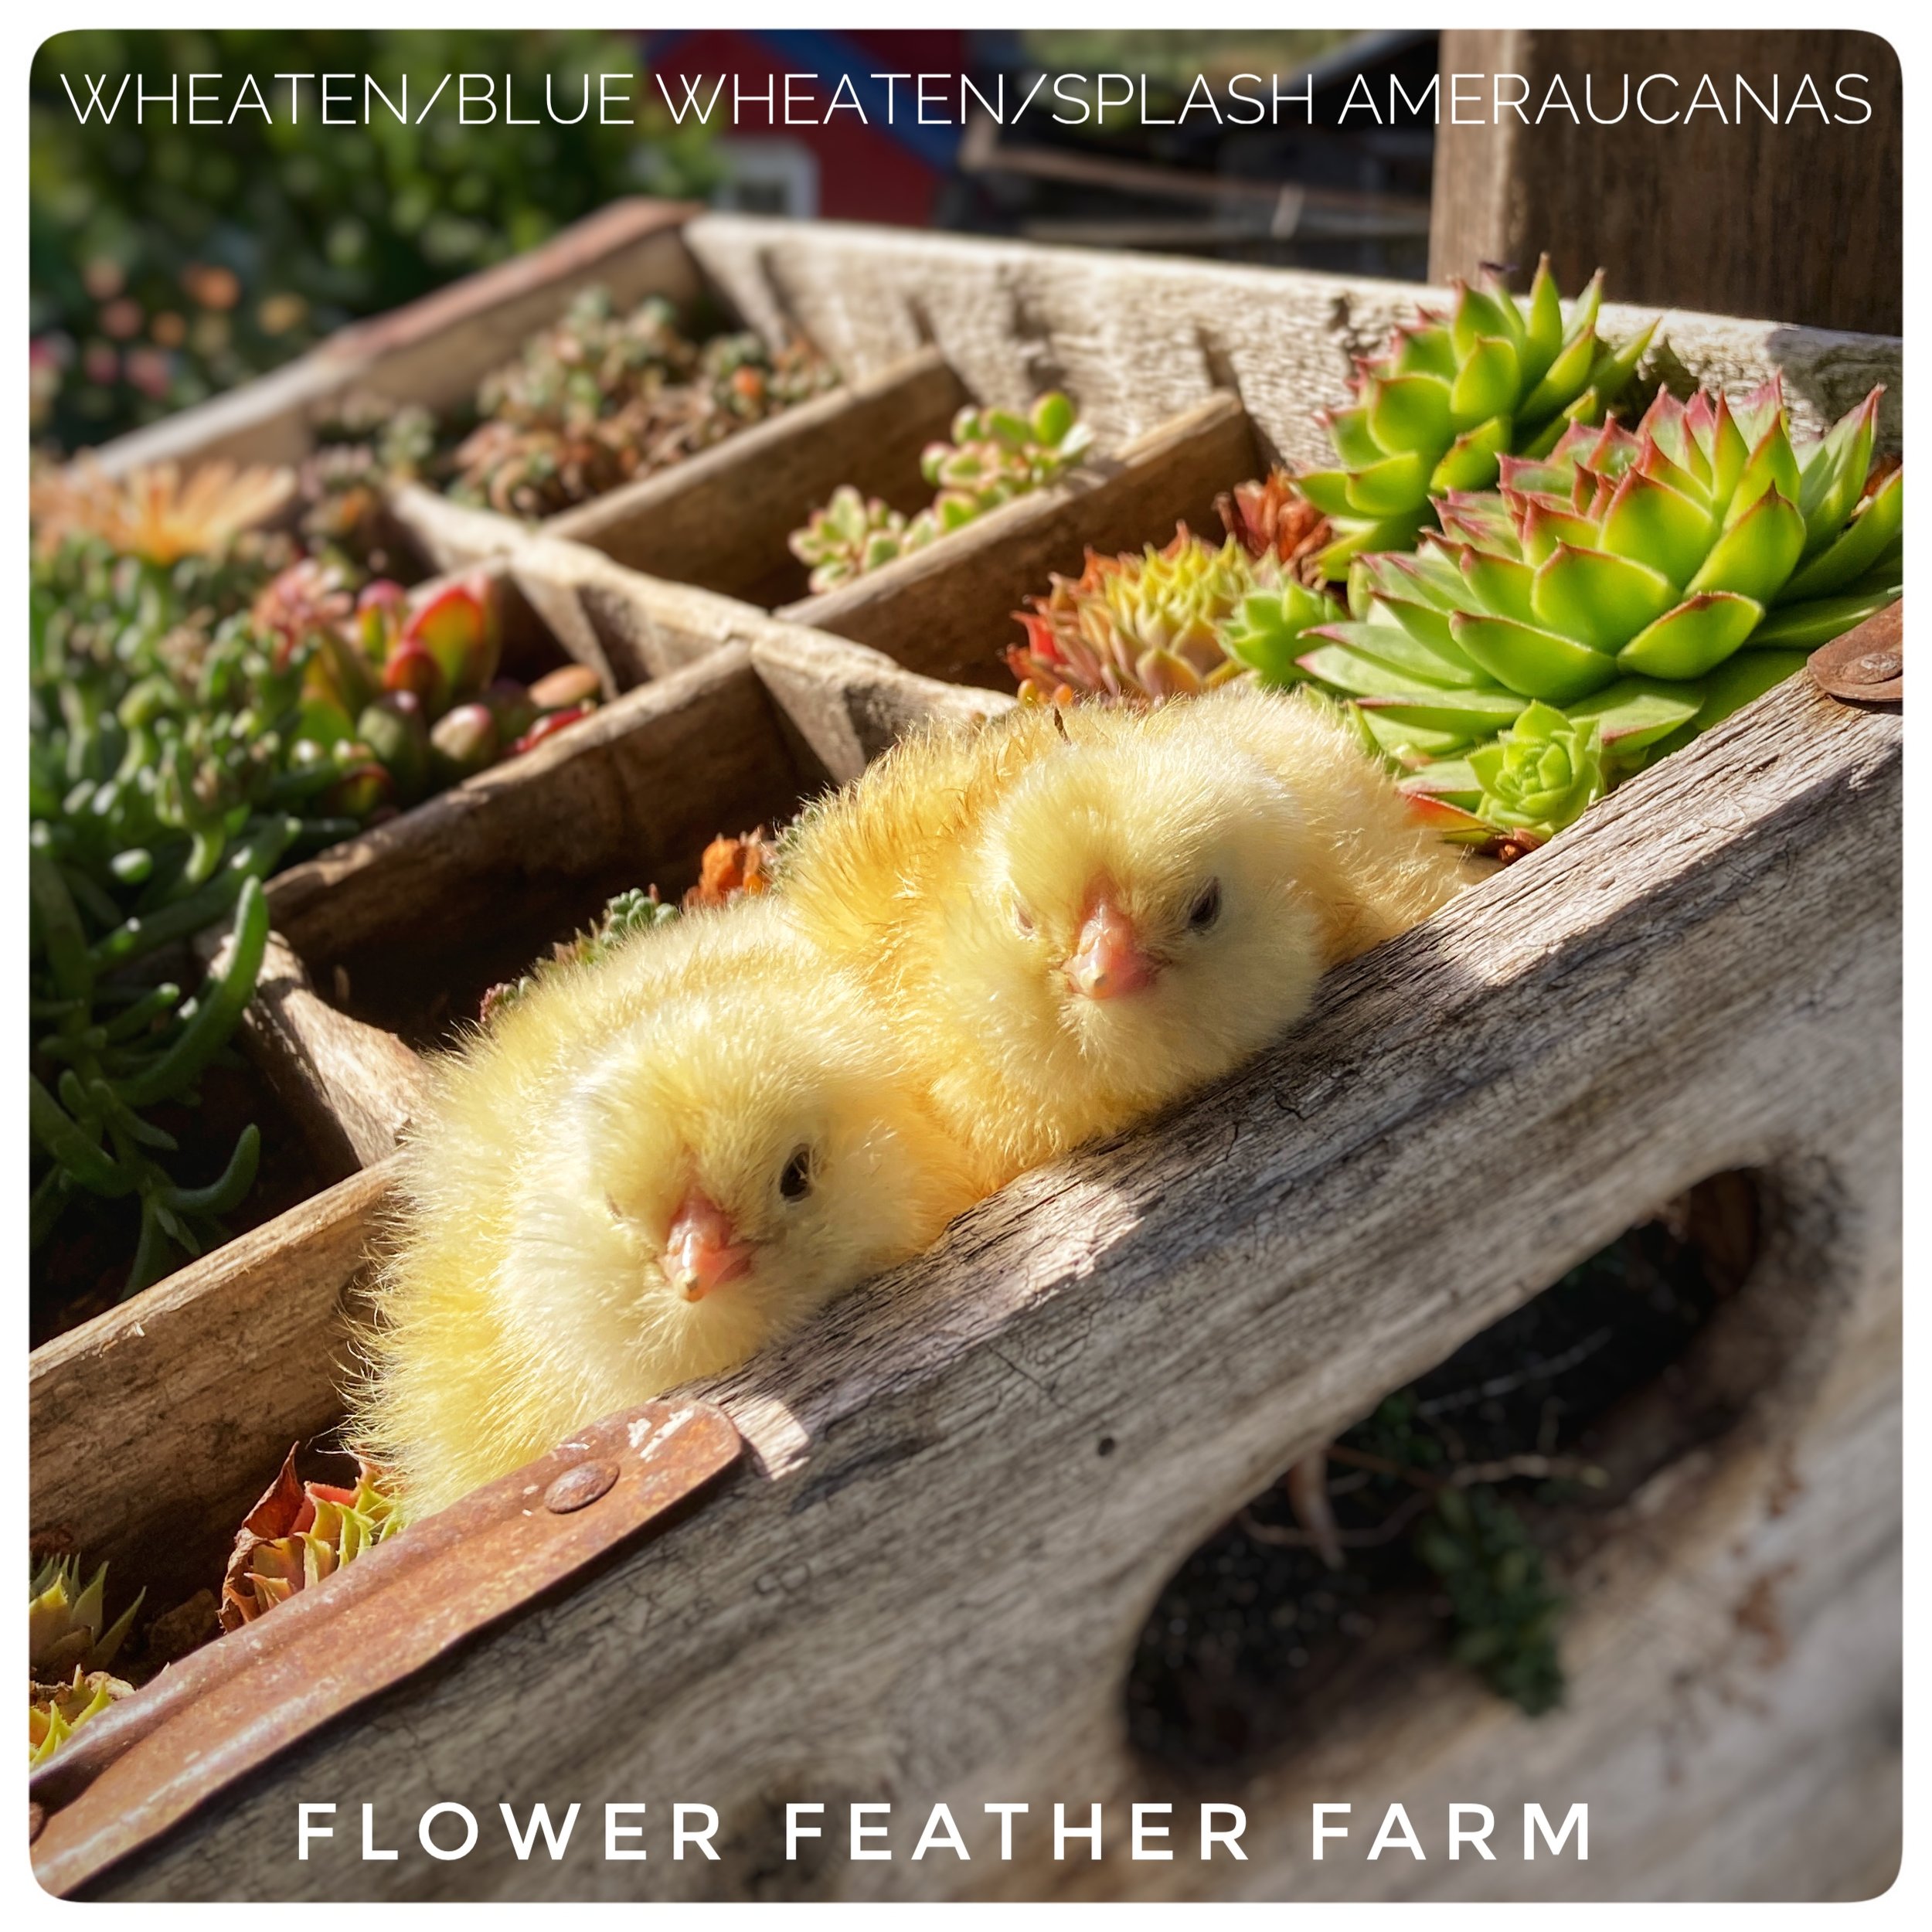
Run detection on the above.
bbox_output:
[1810,600,1903,706]
[30,1400,740,1897]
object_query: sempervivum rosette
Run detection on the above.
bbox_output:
[1295,379,1901,842]
[1295,257,1657,578]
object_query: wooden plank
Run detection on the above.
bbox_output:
[1429,31,1903,336]
[505,533,738,687]
[83,675,1900,1900]
[545,348,972,607]
[262,646,809,1044]
[195,925,429,1173]
[684,215,1903,465]
[745,623,1014,784]
[29,1162,398,1620]
[780,391,1259,689]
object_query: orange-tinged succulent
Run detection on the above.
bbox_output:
[219,1444,398,1630]
[30,1668,132,1768]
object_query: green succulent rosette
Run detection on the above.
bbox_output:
[1464,702,1605,841]
[1282,376,1900,842]
[1295,257,1658,579]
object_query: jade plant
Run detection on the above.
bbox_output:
[448,286,837,519]
[1293,379,1902,842]
[791,391,1092,594]
[1296,257,1655,578]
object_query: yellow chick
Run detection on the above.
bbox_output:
[1147,681,1484,964]
[781,685,1480,1188]
[349,896,978,1520]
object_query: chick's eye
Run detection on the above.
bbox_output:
[779,1146,815,1202]
[1011,897,1036,937]
[1188,879,1223,932]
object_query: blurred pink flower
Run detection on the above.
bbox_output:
[124,347,176,399]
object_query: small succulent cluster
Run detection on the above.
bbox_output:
[29,1554,143,1767]
[1413,1481,1566,1715]
[26,1445,405,1765]
[790,392,1091,594]
[219,1445,398,1629]
[298,393,439,577]
[448,287,835,519]
[270,565,602,816]
[1297,379,1901,842]
[1298,258,1655,579]
[1005,478,1337,705]
[479,884,682,1026]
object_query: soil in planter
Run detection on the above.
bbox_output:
[31,1060,355,1349]
[1126,1172,1767,1778]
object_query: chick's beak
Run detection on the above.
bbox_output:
[662,1190,753,1302]
[1064,896,1158,1001]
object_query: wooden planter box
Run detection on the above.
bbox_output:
[36,212,1902,1903]
[94,202,1902,703]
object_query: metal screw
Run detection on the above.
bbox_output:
[1848,649,1903,685]
[543,1459,620,1514]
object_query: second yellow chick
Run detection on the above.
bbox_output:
[781,682,1481,1188]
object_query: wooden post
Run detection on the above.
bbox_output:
[1429,30,1902,333]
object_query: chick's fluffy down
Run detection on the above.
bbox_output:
[349,897,977,1521]
[781,684,1481,1185]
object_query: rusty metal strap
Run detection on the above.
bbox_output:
[31,1401,740,1896]
[1809,600,1903,706]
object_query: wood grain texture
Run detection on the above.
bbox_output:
[29,1162,399,1619]
[194,925,430,1172]
[780,392,1260,689]
[262,646,802,979]
[684,215,1903,464]
[546,349,972,606]
[505,534,757,688]
[1429,31,1903,337]
[86,674,1899,1901]
[745,624,1014,784]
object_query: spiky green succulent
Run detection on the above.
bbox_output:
[219,1448,399,1629]
[1009,531,1325,703]
[1297,258,1657,578]
[31,1668,132,1768]
[451,287,836,519]
[1464,702,1607,843]
[29,1554,144,1679]
[1290,379,1900,841]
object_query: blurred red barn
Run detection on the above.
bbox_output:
[641,29,971,226]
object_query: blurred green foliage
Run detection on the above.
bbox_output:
[31,29,718,451]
